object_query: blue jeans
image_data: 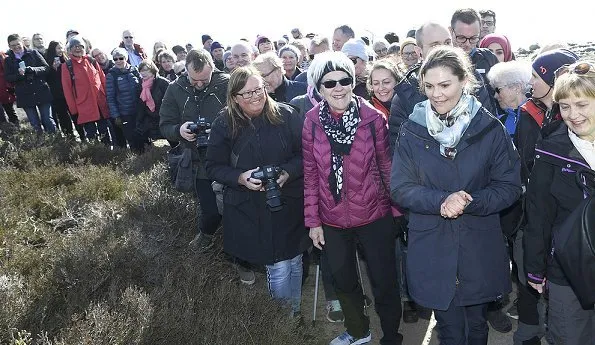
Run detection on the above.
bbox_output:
[83,119,111,143]
[23,103,55,133]
[266,254,303,315]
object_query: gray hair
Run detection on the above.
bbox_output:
[254,51,283,70]
[111,47,128,59]
[310,36,330,50]
[308,51,356,90]
[372,39,389,52]
[487,60,532,91]
[387,42,400,55]
[278,44,301,60]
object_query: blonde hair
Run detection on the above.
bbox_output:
[225,66,283,138]
[367,59,403,93]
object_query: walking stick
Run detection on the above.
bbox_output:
[356,250,371,316]
[312,263,320,327]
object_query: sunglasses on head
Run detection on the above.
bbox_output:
[114,57,126,61]
[321,77,353,89]
[554,61,595,80]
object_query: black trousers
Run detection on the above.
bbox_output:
[1,102,19,123]
[51,98,75,136]
[323,216,401,345]
[195,178,222,236]
[434,297,489,345]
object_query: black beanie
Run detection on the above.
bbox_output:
[202,35,212,45]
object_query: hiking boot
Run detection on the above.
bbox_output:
[488,308,513,333]
[403,301,419,323]
[188,232,214,252]
[326,300,345,323]
[506,298,519,320]
[329,331,371,345]
[235,262,255,285]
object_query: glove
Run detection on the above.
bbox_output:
[393,216,408,246]
[114,117,123,127]
[24,66,34,75]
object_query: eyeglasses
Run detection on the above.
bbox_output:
[452,31,480,44]
[494,85,508,94]
[114,57,126,61]
[554,61,595,80]
[481,21,495,27]
[236,87,264,99]
[349,57,359,65]
[260,68,277,78]
[402,52,418,57]
[321,77,353,89]
[375,48,388,55]
[124,36,134,39]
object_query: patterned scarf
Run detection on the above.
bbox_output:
[319,97,361,202]
[425,93,476,159]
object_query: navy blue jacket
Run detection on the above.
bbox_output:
[390,98,521,310]
[106,65,141,118]
[3,48,53,108]
[388,64,497,154]
[270,76,306,103]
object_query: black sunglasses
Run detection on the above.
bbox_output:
[114,57,126,61]
[349,57,359,65]
[321,77,353,89]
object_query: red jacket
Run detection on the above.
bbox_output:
[0,52,16,104]
[302,97,401,229]
[61,55,110,124]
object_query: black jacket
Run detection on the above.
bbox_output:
[137,75,170,139]
[269,76,306,103]
[524,121,594,286]
[205,103,309,264]
[159,70,229,178]
[3,48,53,108]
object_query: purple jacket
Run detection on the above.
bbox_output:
[303,97,400,229]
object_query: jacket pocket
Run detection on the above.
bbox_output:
[408,213,441,231]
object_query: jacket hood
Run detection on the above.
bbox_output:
[409,95,482,129]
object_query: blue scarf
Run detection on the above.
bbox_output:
[498,107,521,136]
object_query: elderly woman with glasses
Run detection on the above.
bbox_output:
[106,47,142,151]
[524,60,595,345]
[205,66,309,318]
[391,46,521,345]
[303,51,403,345]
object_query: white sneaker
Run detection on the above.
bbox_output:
[329,331,371,345]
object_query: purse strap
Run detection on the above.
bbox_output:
[576,168,595,198]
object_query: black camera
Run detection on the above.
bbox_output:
[188,117,211,148]
[251,165,284,212]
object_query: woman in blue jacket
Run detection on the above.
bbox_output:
[390,46,521,345]
[106,47,141,151]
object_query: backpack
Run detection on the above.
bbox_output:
[554,168,595,309]
[65,56,96,98]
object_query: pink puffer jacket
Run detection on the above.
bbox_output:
[303,97,401,229]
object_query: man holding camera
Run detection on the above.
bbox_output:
[159,49,228,252]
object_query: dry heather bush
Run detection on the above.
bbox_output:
[0,129,318,345]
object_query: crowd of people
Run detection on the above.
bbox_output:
[2,7,594,345]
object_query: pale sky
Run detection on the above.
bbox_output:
[2,0,591,56]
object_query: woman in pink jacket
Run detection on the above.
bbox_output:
[303,52,403,345]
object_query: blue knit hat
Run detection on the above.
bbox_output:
[210,41,223,52]
[532,49,579,86]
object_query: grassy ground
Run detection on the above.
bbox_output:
[0,123,321,345]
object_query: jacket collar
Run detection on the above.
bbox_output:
[307,96,381,128]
